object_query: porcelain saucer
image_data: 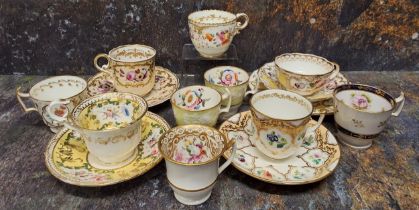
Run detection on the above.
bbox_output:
[251,62,349,102]
[45,112,170,187]
[87,66,180,107]
[219,111,340,185]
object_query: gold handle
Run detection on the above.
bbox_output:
[93,53,112,75]
[234,13,249,34]
[16,87,37,113]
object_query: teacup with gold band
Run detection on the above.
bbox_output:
[275,53,340,96]
[94,44,156,96]
[188,10,249,58]
[46,92,148,169]
[158,125,236,205]
[171,85,231,127]
[250,89,325,159]
[204,66,249,106]
[333,84,405,149]
[16,76,87,133]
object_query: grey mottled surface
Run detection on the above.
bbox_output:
[0,71,418,209]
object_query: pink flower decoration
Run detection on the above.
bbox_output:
[174,152,183,162]
[126,71,136,81]
[221,70,237,86]
[352,95,369,109]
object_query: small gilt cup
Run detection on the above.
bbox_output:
[250,89,325,159]
[158,125,236,205]
[333,84,405,149]
[275,53,340,96]
[188,10,249,58]
[171,85,231,127]
[46,92,148,169]
[16,76,87,133]
[94,44,156,96]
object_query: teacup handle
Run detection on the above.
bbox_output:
[46,99,79,131]
[304,114,325,138]
[220,88,232,113]
[94,53,112,75]
[328,62,340,80]
[234,13,249,35]
[391,92,405,117]
[16,87,37,113]
[244,70,260,97]
[218,140,237,174]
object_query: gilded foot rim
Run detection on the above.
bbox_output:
[87,66,180,107]
[219,111,340,185]
[45,112,170,187]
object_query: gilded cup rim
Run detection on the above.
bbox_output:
[28,75,87,102]
[250,89,314,121]
[204,66,249,88]
[70,92,148,132]
[188,9,237,26]
[107,44,156,63]
[333,84,397,114]
[274,53,336,76]
[158,124,231,166]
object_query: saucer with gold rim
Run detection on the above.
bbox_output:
[219,111,340,185]
[87,66,179,107]
[45,111,170,187]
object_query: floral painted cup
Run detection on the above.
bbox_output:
[204,66,249,107]
[16,76,87,133]
[333,84,405,149]
[188,10,249,58]
[46,92,148,169]
[250,89,325,159]
[158,125,236,205]
[94,44,156,96]
[171,85,231,127]
[275,53,340,96]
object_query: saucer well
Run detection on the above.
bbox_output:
[45,111,170,187]
[219,111,340,185]
[87,66,179,107]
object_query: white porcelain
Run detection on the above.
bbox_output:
[158,125,236,205]
[188,10,249,58]
[94,44,156,96]
[46,92,148,169]
[334,84,405,149]
[204,66,249,106]
[275,53,340,96]
[171,85,231,126]
[16,76,87,133]
[250,89,325,159]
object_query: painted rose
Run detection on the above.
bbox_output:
[221,69,238,86]
[126,71,136,81]
[351,94,369,109]
[180,88,208,110]
[98,80,113,93]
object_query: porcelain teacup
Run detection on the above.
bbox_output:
[46,92,148,169]
[171,85,231,127]
[333,84,405,149]
[275,53,340,96]
[16,76,87,133]
[204,66,249,106]
[188,10,249,58]
[250,89,325,159]
[94,44,156,96]
[158,125,236,205]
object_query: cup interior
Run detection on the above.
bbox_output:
[159,125,225,165]
[204,66,249,87]
[109,44,156,62]
[275,53,334,75]
[171,86,221,111]
[251,90,312,120]
[188,10,235,24]
[30,76,86,101]
[72,93,147,130]
[334,85,394,113]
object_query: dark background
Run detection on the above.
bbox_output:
[0,0,418,75]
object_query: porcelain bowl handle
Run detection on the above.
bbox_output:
[304,114,325,138]
[218,139,237,174]
[392,92,405,117]
[234,13,249,34]
[328,62,340,81]
[16,87,37,113]
[245,70,260,97]
[94,53,112,75]
[220,88,232,113]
